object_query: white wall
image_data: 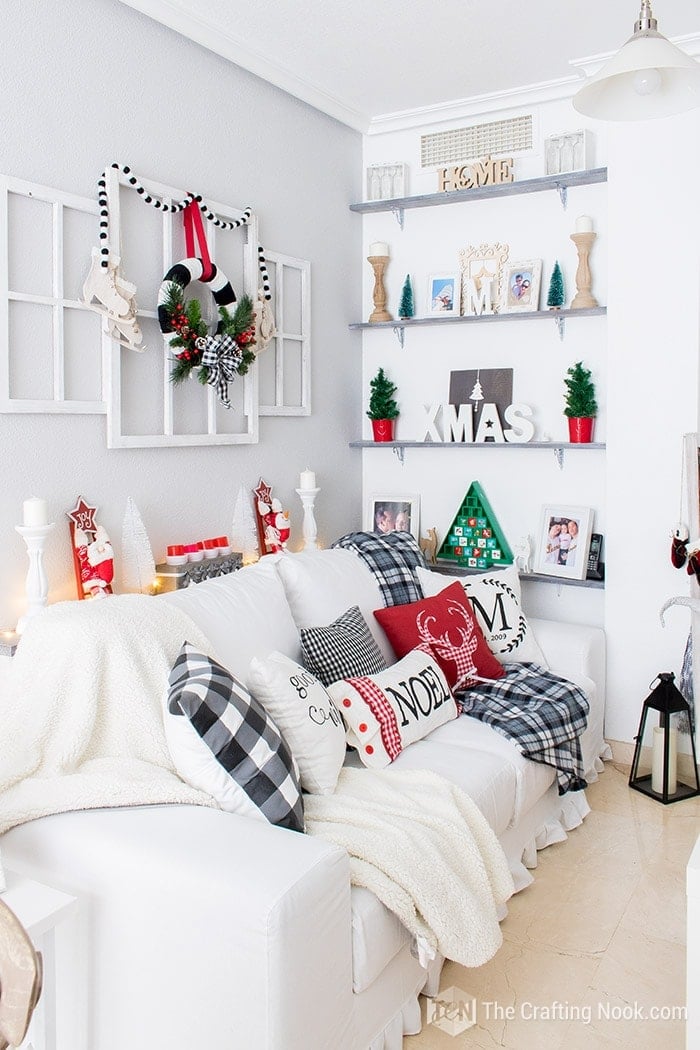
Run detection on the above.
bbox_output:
[0,0,362,627]
[361,95,700,742]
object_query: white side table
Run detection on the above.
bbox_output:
[1,872,81,1050]
[688,835,700,1050]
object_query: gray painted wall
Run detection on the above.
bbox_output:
[0,0,361,625]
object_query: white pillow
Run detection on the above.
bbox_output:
[275,549,394,663]
[327,647,457,769]
[247,651,346,795]
[416,565,548,667]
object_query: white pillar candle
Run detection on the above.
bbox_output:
[369,242,390,257]
[575,215,594,233]
[299,468,316,490]
[651,725,677,794]
[22,497,49,527]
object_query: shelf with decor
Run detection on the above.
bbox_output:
[432,560,604,590]
[349,440,605,467]
[349,305,606,344]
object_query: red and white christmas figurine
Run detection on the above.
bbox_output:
[67,496,115,599]
[253,478,290,554]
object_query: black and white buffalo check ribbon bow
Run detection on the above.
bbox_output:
[198,334,244,409]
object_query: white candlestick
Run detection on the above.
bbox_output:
[575,215,594,233]
[369,242,389,257]
[15,522,55,633]
[299,468,316,490]
[296,487,320,550]
[23,497,49,527]
[651,724,677,794]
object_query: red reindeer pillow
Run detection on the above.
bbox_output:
[374,580,505,690]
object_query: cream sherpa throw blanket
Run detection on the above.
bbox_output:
[0,595,216,834]
[305,766,515,968]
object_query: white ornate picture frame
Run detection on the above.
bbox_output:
[501,259,542,313]
[459,243,509,316]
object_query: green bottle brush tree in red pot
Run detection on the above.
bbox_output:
[564,360,597,442]
[367,367,399,442]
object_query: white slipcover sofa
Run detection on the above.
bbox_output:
[2,547,607,1050]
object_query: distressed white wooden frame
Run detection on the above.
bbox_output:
[0,175,104,414]
[259,250,310,417]
[104,167,259,447]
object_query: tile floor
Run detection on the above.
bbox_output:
[405,761,698,1049]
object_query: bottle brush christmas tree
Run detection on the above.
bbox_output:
[563,361,597,418]
[367,367,399,420]
[547,261,565,309]
[398,274,414,319]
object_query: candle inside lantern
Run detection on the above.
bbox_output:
[651,724,677,794]
[575,215,594,233]
[22,497,49,527]
[299,468,316,490]
[369,242,390,257]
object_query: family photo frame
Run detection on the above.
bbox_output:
[501,259,542,313]
[427,274,460,316]
[365,494,420,540]
[535,504,593,580]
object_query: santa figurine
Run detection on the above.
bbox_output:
[257,498,290,554]
[74,524,115,598]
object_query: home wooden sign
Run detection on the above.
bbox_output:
[437,155,514,193]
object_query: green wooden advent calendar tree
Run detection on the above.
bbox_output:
[438,481,513,568]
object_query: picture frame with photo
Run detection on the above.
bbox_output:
[427,274,460,316]
[365,494,420,540]
[501,259,542,313]
[535,504,593,580]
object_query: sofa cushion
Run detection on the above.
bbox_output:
[166,643,304,832]
[328,647,457,768]
[300,606,387,687]
[417,565,548,667]
[161,557,301,681]
[350,885,410,993]
[275,548,395,663]
[247,651,346,795]
[373,581,505,689]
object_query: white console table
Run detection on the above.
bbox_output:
[688,836,700,1050]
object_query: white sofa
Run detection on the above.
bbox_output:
[2,548,607,1050]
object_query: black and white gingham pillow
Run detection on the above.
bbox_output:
[300,606,387,687]
[168,643,304,832]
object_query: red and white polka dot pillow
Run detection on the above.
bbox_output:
[326,646,457,768]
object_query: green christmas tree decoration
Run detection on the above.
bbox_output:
[398,274,414,319]
[563,361,597,418]
[547,261,565,309]
[366,367,399,420]
[437,482,513,568]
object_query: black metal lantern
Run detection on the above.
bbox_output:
[629,672,700,804]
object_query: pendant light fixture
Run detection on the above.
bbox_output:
[573,2,700,120]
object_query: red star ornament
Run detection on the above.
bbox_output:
[66,495,98,535]
[253,478,272,506]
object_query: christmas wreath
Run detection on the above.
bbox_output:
[161,278,256,409]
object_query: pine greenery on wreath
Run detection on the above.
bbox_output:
[164,281,256,386]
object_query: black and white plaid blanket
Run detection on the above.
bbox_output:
[457,663,589,794]
[333,531,426,607]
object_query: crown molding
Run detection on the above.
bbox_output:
[117,0,370,131]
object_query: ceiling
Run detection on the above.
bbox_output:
[118,0,700,131]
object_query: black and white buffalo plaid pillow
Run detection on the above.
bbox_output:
[168,643,304,832]
[300,605,387,687]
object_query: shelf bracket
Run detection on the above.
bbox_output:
[393,445,405,465]
[553,314,565,340]
[556,184,568,210]
[391,207,405,230]
[392,325,406,348]
[553,446,564,470]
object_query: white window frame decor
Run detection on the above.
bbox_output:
[0,174,104,414]
[103,166,259,448]
[258,249,310,417]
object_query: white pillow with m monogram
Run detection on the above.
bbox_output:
[247,651,346,795]
[416,565,548,667]
[327,647,457,769]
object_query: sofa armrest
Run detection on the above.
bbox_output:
[3,804,354,1050]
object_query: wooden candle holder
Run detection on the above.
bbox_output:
[570,232,599,309]
[368,255,392,323]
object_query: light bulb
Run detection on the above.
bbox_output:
[633,67,662,96]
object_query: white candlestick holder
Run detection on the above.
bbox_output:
[15,522,55,633]
[295,488,320,551]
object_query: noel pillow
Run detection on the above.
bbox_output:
[373,580,504,690]
[247,651,346,795]
[327,647,457,768]
[416,565,548,667]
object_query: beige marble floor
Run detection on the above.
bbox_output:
[405,762,698,1049]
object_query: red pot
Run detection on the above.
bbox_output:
[371,419,395,442]
[568,417,594,443]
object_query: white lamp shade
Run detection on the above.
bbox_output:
[573,32,700,120]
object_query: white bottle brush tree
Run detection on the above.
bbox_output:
[231,483,259,563]
[121,497,157,593]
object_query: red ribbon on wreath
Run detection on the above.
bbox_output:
[183,199,213,281]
